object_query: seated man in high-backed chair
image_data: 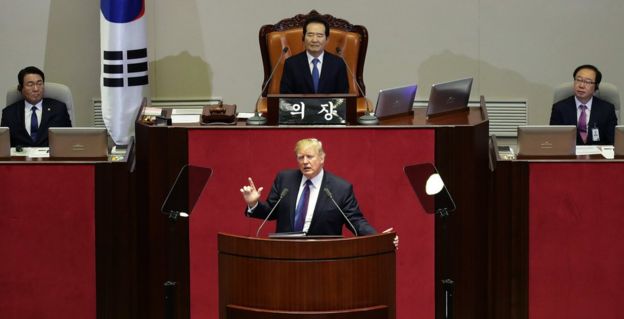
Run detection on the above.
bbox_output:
[549,64,617,145]
[1,66,72,147]
[280,16,349,94]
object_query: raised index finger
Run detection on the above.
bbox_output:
[248,177,257,191]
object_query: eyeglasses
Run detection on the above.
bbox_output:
[24,81,44,88]
[574,78,596,85]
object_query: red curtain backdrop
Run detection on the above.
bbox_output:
[188,128,436,319]
[529,163,624,319]
[0,165,96,318]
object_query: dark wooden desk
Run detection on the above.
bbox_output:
[135,105,490,319]
[489,136,624,319]
[0,145,136,319]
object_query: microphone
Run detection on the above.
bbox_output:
[323,187,358,237]
[248,47,290,125]
[255,188,289,237]
[336,47,378,125]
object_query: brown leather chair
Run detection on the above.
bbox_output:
[257,10,369,114]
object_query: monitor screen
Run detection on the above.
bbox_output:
[374,84,417,119]
[161,165,212,217]
[517,125,576,157]
[426,77,473,118]
[48,127,108,158]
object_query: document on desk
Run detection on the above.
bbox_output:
[143,107,162,116]
[171,114,200,124]
[10,147,51,158]
[576,145,614,159]
[576,146,601,155]
[237,112,255,119]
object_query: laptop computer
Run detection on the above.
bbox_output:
[49,127,108,158]
[373,84,417,119]
[0,127,10,158]
[517,125,576,157]
[426,77,473,118]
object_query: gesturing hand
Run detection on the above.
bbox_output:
[240,177,263,206]
[382,227,399,250]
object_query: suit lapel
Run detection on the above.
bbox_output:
[298,54,315,93]
[567,97,578,124]
[287,171,304,231]
[587,99,601,127]
[17,101,28,136]
[317,53,332,93]
[308,173,329,233]
[38,99,52,139]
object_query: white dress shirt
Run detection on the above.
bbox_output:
[296,169,324,233]
[306,51,324,77]
[24,100,43,136]
[574,96,593,127]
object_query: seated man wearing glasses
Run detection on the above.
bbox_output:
[1,66,72,147]
[549,64,617,145]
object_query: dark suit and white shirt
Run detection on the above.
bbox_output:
[549,95,617,145]
[1,97,72,147]
[246,168,376,236]
[279,50,349,94]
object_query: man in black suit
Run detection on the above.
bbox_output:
[1,66,72,147]
[240,138,385,237]
[550,64,617,145]
[279,16,349,94]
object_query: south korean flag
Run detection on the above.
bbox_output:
[100,0,149,145]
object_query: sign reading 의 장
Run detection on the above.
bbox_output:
[278,98,347,125]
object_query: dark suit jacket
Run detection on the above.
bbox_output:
[549,95,617,145]
[247,169,376,236]
[1,98,72,147]
[280,51,349,94]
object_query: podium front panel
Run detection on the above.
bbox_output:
[218,233,396,317]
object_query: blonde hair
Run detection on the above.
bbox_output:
[294,138,325,156]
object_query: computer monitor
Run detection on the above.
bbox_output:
[48,127,108,158]
[0,127,9,158]
[373,84,417,119]
[517,125,576,157]
[426,77,473,118]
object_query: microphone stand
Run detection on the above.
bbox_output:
[248,47,289,125]
[256,188,289,237]
[437,207,454,319]
[336,47,378,125]
[323,188,358,237]
[164,211,183,319]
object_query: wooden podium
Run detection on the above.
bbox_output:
[217,232,396,319]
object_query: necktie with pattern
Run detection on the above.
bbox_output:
[294,180,312,231]
[578,104,588,143]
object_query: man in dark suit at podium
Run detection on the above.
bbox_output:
[549,64,617,145]
[1,66,72,147]
[279,16,349,94]
[240,138,377,236]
